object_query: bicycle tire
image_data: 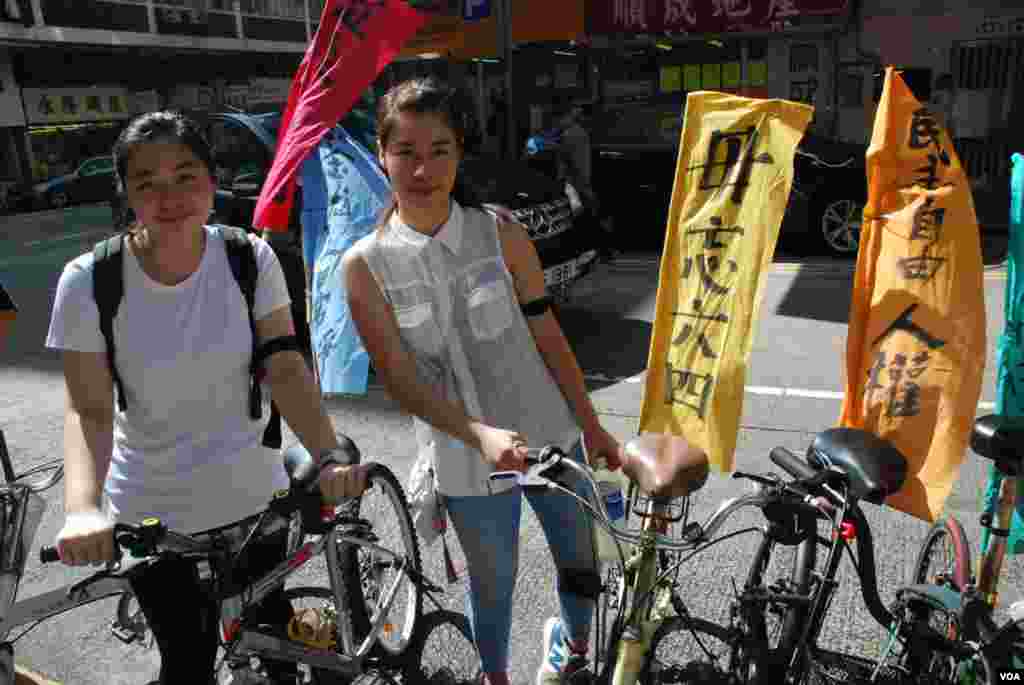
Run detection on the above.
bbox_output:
[640,614,735,684]
[399,609,480,684]
[913,516,972,592]
[741,518,816,684]
[343,462,422,664]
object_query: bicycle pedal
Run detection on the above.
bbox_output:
[110,621,139,644]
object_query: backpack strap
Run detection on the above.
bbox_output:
[92,234,127,412]
[218,225,285,450]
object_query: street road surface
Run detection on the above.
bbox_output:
[0,211,1017,683]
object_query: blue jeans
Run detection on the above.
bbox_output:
[443,441,597,672]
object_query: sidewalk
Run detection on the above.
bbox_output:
[0,204,113,244]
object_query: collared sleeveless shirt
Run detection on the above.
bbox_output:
[352,201,580,496]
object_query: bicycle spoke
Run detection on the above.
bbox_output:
[349,464,422,661]
[643,615,736,684]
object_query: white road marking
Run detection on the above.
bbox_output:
[23,229,108,248]
[586,373,997,410]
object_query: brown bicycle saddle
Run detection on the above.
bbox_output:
[622,433,709,499]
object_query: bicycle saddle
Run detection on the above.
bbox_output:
[971,414,1024,476]
[622,433,709,499]
[807,428,907,505]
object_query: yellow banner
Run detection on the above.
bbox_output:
[839,68,986,522]
[639,91,814,471]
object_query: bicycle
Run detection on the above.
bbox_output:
[0,437,429,684]
[892,413,1024,685]
[487,433,845,685]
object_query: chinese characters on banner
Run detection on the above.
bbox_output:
[254,0,429,232]
[985,152,1024,554]
[639,91,813,470]
[839,68,986,522]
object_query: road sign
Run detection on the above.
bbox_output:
[464,0,490,21]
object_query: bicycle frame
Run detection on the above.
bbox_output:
[544,458,848,685]
[224,521,413,675]
[976,471,1020,608]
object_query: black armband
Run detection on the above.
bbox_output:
[521,295,554,317]
[252,335,303,371]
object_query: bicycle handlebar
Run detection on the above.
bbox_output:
[39,456,348,566]
[770,446,818,481]
[40,519,218,565]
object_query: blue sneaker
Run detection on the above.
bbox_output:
[536,617,589,684]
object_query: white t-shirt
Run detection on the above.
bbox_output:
[46,226,292,534]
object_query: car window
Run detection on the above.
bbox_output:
[209,119,271,195]
[79,158,113,177]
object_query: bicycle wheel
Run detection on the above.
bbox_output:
[344,463,422,664]
[400,609,480,684]
[740,519,816,683]
[913,516,971,592]
[641,614,736,684]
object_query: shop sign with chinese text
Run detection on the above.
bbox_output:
[587,0,850,35]
[22,87,131,125]
[839,68,986,523]
[639,91,813,471]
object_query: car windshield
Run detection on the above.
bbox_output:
[255,113,282,141]
[251,97,378,152]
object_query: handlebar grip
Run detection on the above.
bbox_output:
[40,546,60,564]
[770,447,818,481]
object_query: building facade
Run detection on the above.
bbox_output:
[0,0,320,193]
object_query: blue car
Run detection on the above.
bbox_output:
[33,156,116,210]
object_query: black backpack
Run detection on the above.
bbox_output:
[92,225,284,448]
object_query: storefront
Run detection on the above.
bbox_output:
[19,86,133,183]
[584,0,853,150]
[0,48,27,197]
[850,0,1023,227]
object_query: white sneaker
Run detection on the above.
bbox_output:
[536,617,589,684]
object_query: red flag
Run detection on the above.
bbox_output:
[255,0,430,232]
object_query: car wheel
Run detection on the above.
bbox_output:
[47,190,69,209]
[819,197,864,256]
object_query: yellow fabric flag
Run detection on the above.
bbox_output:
[839,68,986,522]
[639,91,813,471]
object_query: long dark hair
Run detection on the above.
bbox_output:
[112,110,216,233]
[375,77,481,229]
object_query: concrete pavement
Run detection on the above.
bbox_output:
[0,218,1017,683]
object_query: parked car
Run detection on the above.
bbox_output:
[592,132,868,256]
[112,110,599,347]
[33,155,117,210]
[0,181,34,214]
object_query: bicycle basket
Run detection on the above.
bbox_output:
[0,486,45,576]
[627,486,692,526]
[807,648,919,685]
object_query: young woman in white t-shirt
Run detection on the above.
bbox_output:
[46,110,368,684]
